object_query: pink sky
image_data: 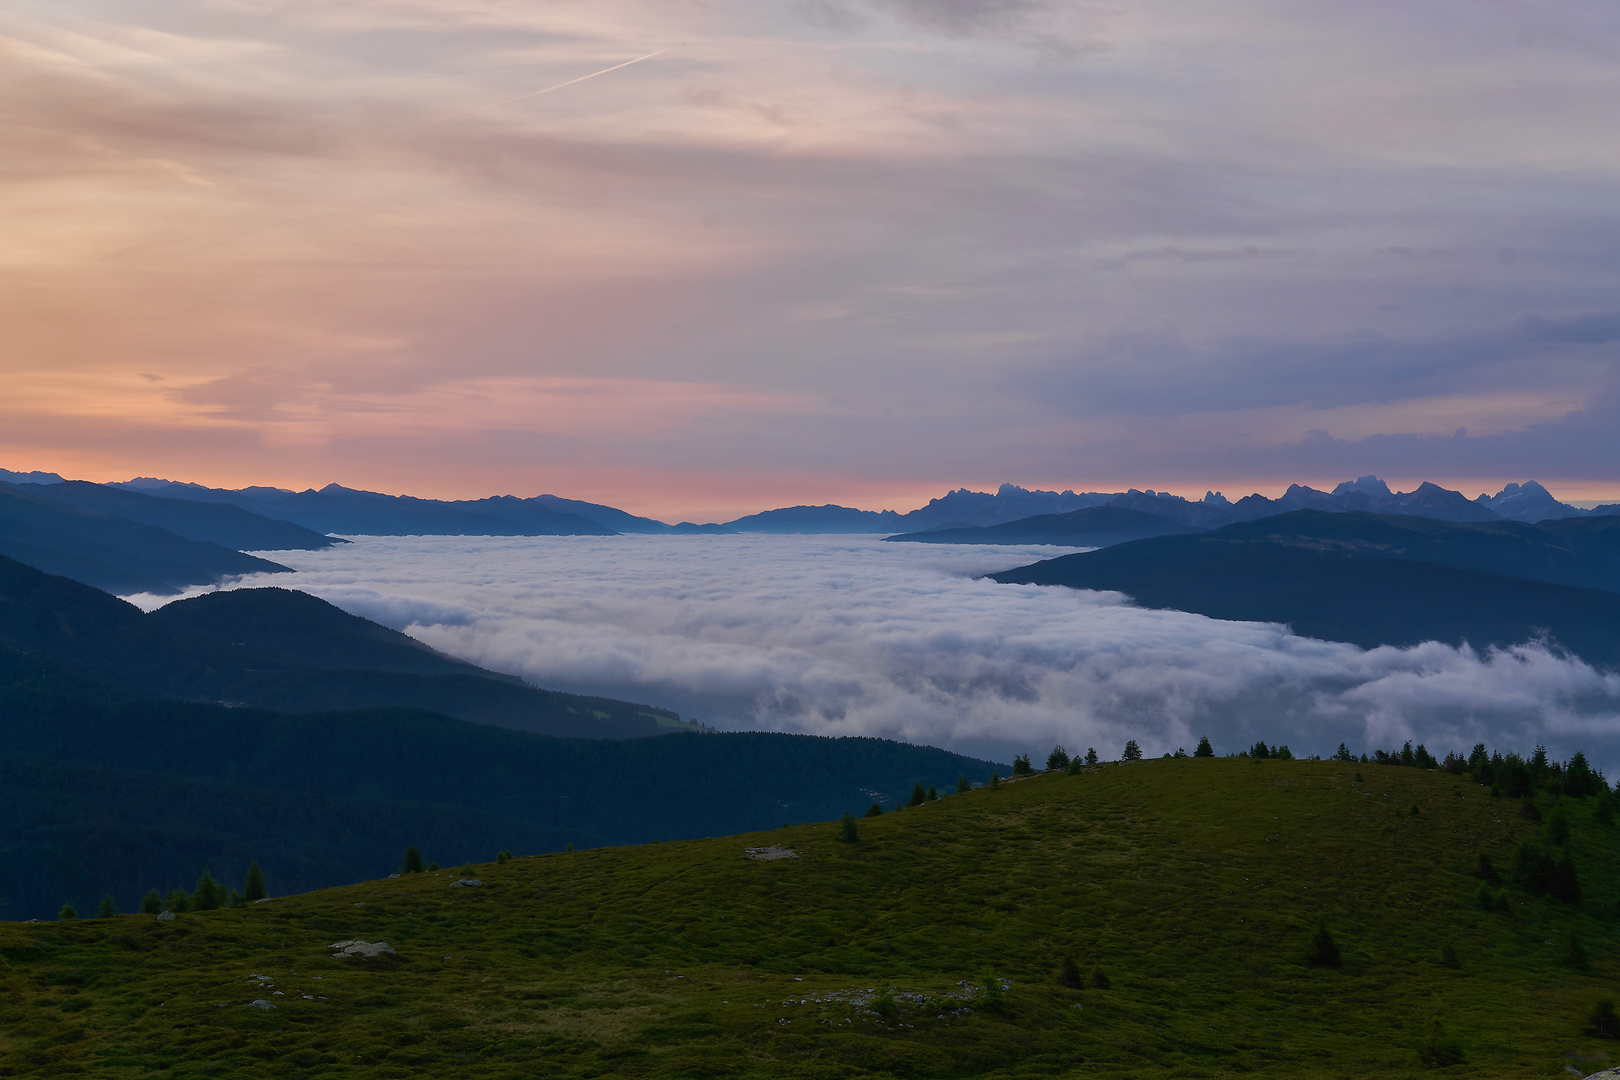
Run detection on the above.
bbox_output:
[5,0,1620,520]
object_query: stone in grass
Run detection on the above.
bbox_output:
[450,879,482,889]
[249,1000,276,1010]
[156,911,176,922]
[330,940,397,959]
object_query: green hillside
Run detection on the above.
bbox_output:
[3,757,1615,1079]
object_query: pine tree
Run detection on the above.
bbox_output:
[166,888,191,914]
[58,903,77,921]
[989,772,1001,789]
[1123,740,1143,761]
[1194,736,1214,758]
[1046,745,1070,771]
[909,783,926,807]
[956,773,970,794]
[838,811,860,843]
[243,860,267,903]
[192,872,224,911]
[1588,1000,1620,1039]
[926,785,938,801]
[1331,742,1353,762]
[864,802,884,817]
[1085,747,1098,765]
[1012,754,1033,776]
[96,894,115,919]
[141,890,163,915]
[403,846,425,874]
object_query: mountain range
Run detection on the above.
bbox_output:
[0,554,1001,919]
[991,510,1620,665]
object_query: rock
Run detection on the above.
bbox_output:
[249,999,275,1010]
[156,911,176,922]
[744,846,798,861]
[329,939,396,959]
[450,878,482,888]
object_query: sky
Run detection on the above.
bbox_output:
[131,535,1620,772]
[5,0,1620,521]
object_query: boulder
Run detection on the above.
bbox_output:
[329,939,396,959]
[450,878,482,888]
[156,911,176,922]
[249,999,275,1010]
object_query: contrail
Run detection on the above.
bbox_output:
[446,44,684,120]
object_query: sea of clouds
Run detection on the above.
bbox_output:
[136,535,1620,771]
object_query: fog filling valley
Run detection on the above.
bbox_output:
[137,535,1620,771]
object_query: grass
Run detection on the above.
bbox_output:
[1,757,1615,1078]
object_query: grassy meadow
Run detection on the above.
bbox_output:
[1,756,1615,1079]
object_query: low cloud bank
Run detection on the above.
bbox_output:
[148,536,1620,772]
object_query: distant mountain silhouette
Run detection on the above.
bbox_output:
[884,506,1194,547]
[0,557,1003,919]
[991,510,1620,664]
[20,479,340,550]
[0,556,681,738]
[0,481,291,595]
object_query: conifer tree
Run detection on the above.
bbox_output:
[166,888,191,913]
[403,846,425,874]
[243,860,266,903]
[58,903,77,921]
[96,894,115,919]
[193,872,224,911]
[1046,745,1070,771]
[1012,754,1033,776]
[1194,736,1215,758]
[989,772,1001,789]
[141,890,163,915]
[927,785,938,801]
[838,811,860,843]
[957,773,970,794]
[1085,747,1098,765]
[909,783,926,807]
[864,802,884,817]
[1059,956,1082,989]
[1331,742,1353,761]
[1123,740,1143,761]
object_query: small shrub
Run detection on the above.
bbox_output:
[1438,943,1459,968]
[1305,921,1342,968]
[140,890,163,915]
[1090,969,1110,989]
[1566,933,1589,971]
[1588,1000,1620,1039]
[977,975,1005,1012]
[403,846,425,874]
[1473,852,1497,881]
[96,895,115,920]
[838,812,860,843]
[869,991,897,1018]
[1122,740,1143,761]
[563,845,572,854]
[58,903,77,921]
[864,802,884,817]
[427,862,439,871]
[496,850,512,864]
[1354,771,1364,783]
[1410,804,1421,817]
[1195,736,1215,757]
[1059,956,1082,989]
[1418,1019,1465,1067]
[1472,882,1500,912]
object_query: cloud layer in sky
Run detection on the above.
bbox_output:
[5,0,1620,517]
[138,535,1620,772]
